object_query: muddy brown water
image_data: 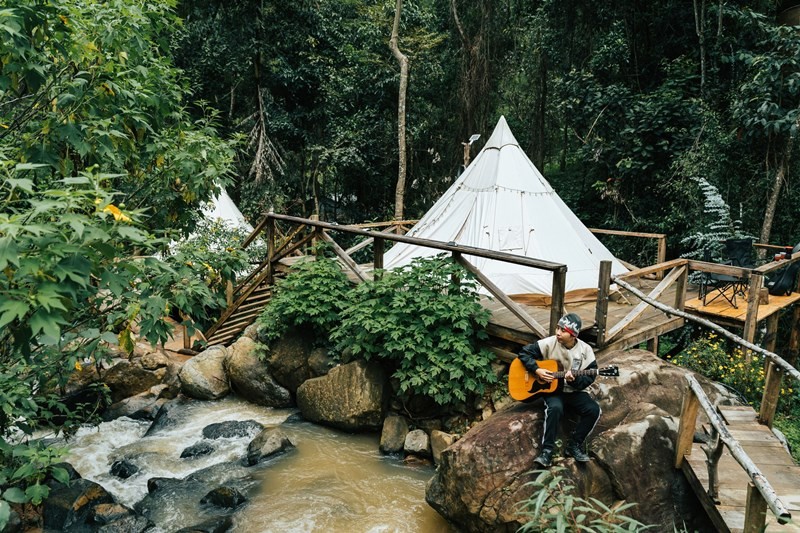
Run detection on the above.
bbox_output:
[64,396,456,532]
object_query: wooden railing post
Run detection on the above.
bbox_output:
[789,305,800,367]
[674,262,688,312]
[550,268,567,335]
[594,261,611,348]
[743,273,763,363]
[743,482,768,533]
[266,215,275,286]
[675,385,700,468]
[373,236,384,280]
[759,359,783,428]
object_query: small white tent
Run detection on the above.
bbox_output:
[383,116,627,301]
[202,187,253,233]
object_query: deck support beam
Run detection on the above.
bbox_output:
[594,261,612,348]
[454,253,548,338]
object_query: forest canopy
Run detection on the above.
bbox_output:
[172,0,800,257]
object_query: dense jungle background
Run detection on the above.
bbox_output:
[173,0,800,259]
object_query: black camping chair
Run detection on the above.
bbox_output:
[767,242,800,296]
[724,238,755,269]
[699,243,751,308]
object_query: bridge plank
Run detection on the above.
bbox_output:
[681,406,800,532]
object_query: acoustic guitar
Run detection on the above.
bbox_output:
[508,358,619,401]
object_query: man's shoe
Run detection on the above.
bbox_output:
[533,449,553,468]
[565,441,590,462]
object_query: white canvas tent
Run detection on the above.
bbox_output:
[383,116,628,300]
[202,187,253,233]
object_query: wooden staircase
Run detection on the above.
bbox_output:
[204,280,274,346]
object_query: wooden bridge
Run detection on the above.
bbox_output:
[200,212,800,531]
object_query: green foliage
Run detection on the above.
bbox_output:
[729,9,800,142]
[331,255,498,407]
[516,467,652,532]
[667,333,768,405]
[0,0,236,232]
[160,218,255,331]
[0,1,240,523]
[680,178,751,262]
[667,331,800,462]
[0,440,70,514]
[775,412,800,464]
[256,255,353,346]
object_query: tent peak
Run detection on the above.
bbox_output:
[483,116,520,150]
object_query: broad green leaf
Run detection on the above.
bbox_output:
[14,163,48,171]
[0,236,19,270]
[115,226,146,242]
[29,309,64,340]
[5,178,34,193]
[60,176,92,185]
[2,487,26,504]
[35,284,68,312]
[49,467,71,486]
[25,483,48,505]
[0,500,9,530]
[0,300,29,329]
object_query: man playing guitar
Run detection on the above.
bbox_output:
[517,313,601,468]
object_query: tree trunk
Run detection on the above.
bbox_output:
[534,39,547,169]
[389,0,408,222]
[759,138,793,250]
[693,0,707,97]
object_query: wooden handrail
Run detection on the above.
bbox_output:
[268,213,569,273]
[676,375,791,527]
[589,227,667,276]
[613,276,800,383]
[454,253,548,338]
[604,265,686,343]
[255,213,569,338]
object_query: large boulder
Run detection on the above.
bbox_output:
[264,329,318,394]
[426,349,729,532]
[223,337,292,407]
[179,345,230,400]
[102,356,176,403]
[43,478,115,531]
[296,360,388,431]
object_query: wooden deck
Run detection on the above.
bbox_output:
[686,288,800,327]
[682,406,800,532]
[482,277,686,355]
[483,279,800,356]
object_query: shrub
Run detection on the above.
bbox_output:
[516,467,652,532]
[667,332,800,462]
[667,332,768,405]
[255,254,353,346]
[330,255,498,407]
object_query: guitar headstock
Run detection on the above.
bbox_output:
[598,366,619,377]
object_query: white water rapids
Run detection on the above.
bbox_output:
[62,396,455,532]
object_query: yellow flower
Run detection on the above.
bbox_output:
[75,360,82,371]
[103,204,131,222]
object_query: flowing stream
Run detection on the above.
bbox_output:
[63,396,455,532]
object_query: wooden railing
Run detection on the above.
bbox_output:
[612,261,800,531]
[594,258,688,352]
[675,376,793,531]
[237,212,570,337]
[589,228,667,277]
[596,249,800,357]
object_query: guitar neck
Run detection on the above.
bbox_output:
[550,368,598,379]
